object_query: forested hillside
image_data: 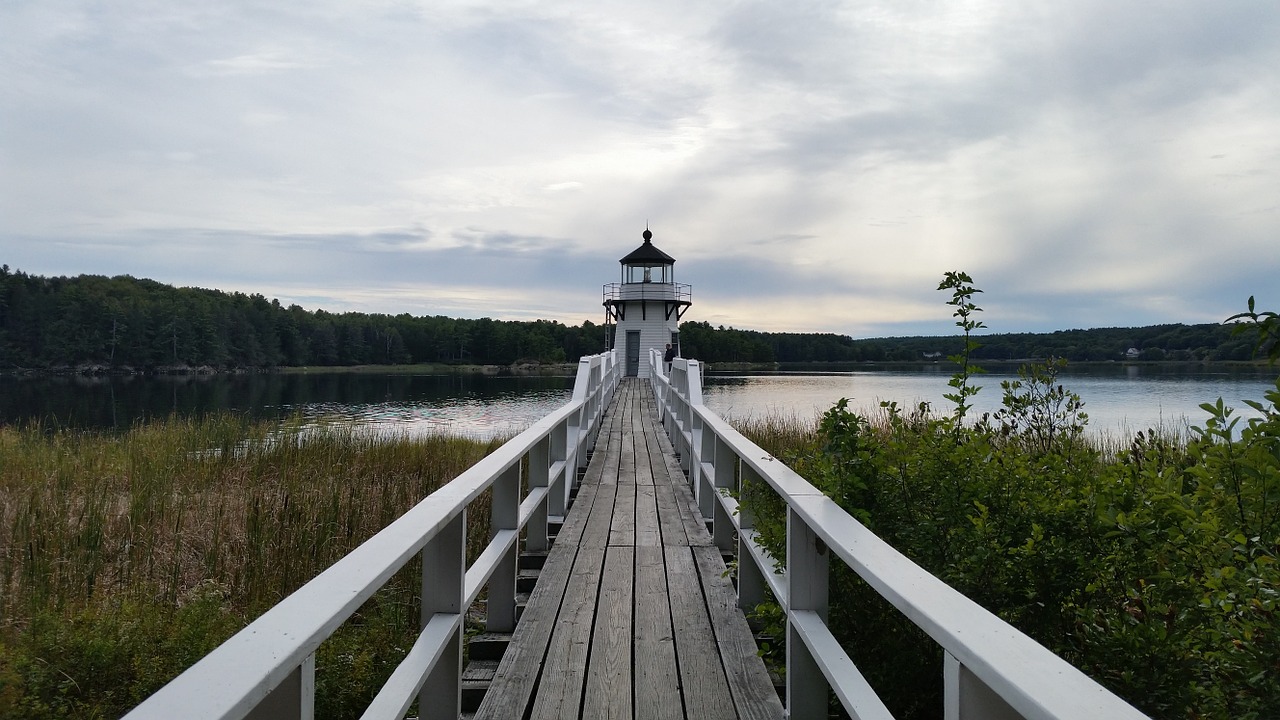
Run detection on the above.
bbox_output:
[0,267,1255,370]
[679,320,1251,363]
[0,267,603,369]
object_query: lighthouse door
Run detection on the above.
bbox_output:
[625,331,640,376]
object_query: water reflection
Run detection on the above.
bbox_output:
[0,373,574,440]
[2,366,1274,442]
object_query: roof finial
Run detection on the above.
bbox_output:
[642,223,652,243]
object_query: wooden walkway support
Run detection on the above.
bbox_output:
[476,378,783,720]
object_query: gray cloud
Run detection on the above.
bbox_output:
[2,1,1278,338]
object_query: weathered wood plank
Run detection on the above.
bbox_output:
[637,406,692,548]
[610,481,637,547]
[633,394,656,487]
[582,546,635,720]
[528,541,607,720]
[653,429,714,547]
[692,545,785,720]
[635,545,683,720]
[587,392,626,487]
[665,546,736,720]
[653,481,688,548]
[635,484,662,547]
[616,388,637,487]
[474,480,599,719]
[581,481,618,549]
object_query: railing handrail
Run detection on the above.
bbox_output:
[647,348,1149,720]
[125,350,621,720]
[602,281,692,303]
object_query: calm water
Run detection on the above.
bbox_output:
[702,365,1278,439]
[0,373,575,440]
[1,366,1275,440]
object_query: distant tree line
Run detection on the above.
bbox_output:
[0,268,607,370]
[866,325,1254,362]
[678,320,1253,364]
[0,267,1258,371]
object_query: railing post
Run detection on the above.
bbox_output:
[678,367,693,475]
[567,406,583,486]
[734,462,767,609]
[944,652,1023,720]
[786,508,829,719]
[419,510,465,720]
[550,418,570,510]
[527,439,550,553]
[243,653,314,720]
[711,446,739,553]
[488,464,520,633]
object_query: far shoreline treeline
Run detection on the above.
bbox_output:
[0,266,1260,372]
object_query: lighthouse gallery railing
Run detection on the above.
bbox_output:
[123,351,620,720]
[649,348,1149,720]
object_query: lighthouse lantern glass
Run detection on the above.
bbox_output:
[624,263,671,284]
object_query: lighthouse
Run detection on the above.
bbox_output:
[603,228,692,377]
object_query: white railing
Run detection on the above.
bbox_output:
[647,348,1150,720]
[602,281,693,305]
[124,351,621,720]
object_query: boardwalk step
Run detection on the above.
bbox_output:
[519,550,550,570]
[461,659,499,712]
[466,632,512,662]
[517,568,540,593]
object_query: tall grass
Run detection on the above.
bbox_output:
[0,414,500,718]
[731,406,1193,464]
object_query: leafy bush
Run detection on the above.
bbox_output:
[736,280,1280,719]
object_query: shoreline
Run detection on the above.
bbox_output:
[1,361,582,378]
[2,358,1272,379]
[707,359,1275,373]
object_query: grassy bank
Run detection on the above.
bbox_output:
[0,416,500,718]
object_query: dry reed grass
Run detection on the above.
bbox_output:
[0,415,499,626]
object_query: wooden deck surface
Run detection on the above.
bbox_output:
[475,378,784,720]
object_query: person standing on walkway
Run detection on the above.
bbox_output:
[663,343,676,373]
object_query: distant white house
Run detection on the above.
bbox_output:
[1125,347,1141,360]
[922,351,944,360]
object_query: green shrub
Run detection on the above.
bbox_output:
[734,280,1280,719]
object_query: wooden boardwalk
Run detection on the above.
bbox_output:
[475,378,784,720]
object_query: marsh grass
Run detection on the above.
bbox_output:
[732,406,1193,465]
[727,412,820,461]
[0,414,500,718]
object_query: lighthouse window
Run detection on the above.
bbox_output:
[624,263,672,284]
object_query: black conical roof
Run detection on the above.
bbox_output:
[620,228,675,265]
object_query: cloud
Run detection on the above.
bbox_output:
[2,1,1278,339]
[196,50,320,76]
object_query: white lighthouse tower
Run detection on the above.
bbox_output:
[603,228,692,377]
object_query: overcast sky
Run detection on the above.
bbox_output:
[2,1,1277,337]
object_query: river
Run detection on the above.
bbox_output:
[0,364,1274,441]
